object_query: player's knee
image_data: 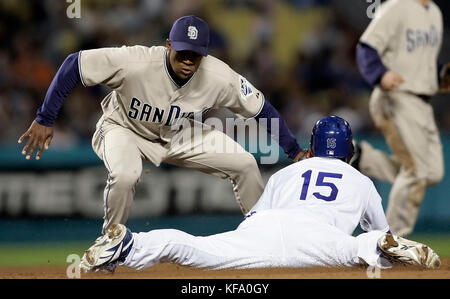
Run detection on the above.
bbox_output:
[111,169,141,189]
[238,153,258,172]
[235,153,259,174]
[427,167,444,186]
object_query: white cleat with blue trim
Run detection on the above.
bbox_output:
[80,224,134,273]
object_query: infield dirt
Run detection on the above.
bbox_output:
[0,258,449,279]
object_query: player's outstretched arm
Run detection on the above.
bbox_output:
[18,120,53,160]
[254,99,305,162]
[222,67,304,161]
[18,52,81,160]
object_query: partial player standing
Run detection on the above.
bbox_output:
[18,16,306,234]
[355,0,449,236]
[79,116,440,273]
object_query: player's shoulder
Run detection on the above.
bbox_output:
[429,1,443,17]
[300,157,374,184]
[380,0,404,10]
[375,0,406,18]
[83,45,164,64]
[198,54,235,83]
[383,0,439,14]
[200,54,230,72]
[429,0,441,9]
[267,157,327,182]
[122,45,165,62]
[339,159,375,186]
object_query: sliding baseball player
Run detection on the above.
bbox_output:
[79,116,440,273]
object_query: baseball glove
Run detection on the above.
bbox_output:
[293,149,308,162]
[440,62,450,93]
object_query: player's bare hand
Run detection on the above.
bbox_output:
[18,120,54,160]
[381,71,404,90]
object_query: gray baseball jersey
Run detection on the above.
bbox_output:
[79,46,264,141]
[360,0,443,95]
[358,0,445,237]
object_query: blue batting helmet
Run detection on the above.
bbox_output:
[310,116,354,160]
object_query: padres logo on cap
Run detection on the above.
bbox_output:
[188,26,198,40]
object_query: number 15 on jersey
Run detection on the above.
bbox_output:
[300,170,343,202]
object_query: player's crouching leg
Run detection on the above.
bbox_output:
[426,162,444,187]
[102,166,142,232]
[109,167,141,192]
[226,152,264,214]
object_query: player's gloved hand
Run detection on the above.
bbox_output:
[439,62,450,93]
[380,70,404,91]
[293,149,308,162]
[18,120,54,160]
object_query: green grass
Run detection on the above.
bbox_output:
[0,242,90,266]
[408,234,450,257]
[0,234,449,266]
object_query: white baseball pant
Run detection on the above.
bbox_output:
[121,210,390,270]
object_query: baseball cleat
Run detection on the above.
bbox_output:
[79,224,134,273]
[377,234,441,269]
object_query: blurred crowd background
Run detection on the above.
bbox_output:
[0,0,449,242]
[1,0,449,149]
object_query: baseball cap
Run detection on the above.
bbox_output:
[169,15,210,57]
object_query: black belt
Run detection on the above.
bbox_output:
[416,94,431,103]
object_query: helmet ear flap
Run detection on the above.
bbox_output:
[309,123,317,155]
[350,139,355,156]
[345,138,355,163]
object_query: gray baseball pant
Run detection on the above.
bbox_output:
[358,88,444,236]
[92,118,264,234]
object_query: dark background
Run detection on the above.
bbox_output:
[0,0,448,240]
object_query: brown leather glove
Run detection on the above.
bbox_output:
[440,62,450,93]
[293,149,308,162]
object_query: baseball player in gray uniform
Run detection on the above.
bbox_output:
[18,16,305,233]
[355,0,449,236]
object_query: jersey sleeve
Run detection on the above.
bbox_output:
[219,68,264,119]
[360,182,390,233]
[79,46,129,89]
[359,0,402,54]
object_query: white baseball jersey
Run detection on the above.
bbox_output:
[250,157,390,235]
[360,0,443,95]
[123,158,392,270]
[79,46,264,142]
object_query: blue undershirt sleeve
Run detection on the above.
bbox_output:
[35,52,81,126]
[254,100,302,160]
[356,42,388,87]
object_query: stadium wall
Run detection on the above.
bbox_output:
[0,135,449,233]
